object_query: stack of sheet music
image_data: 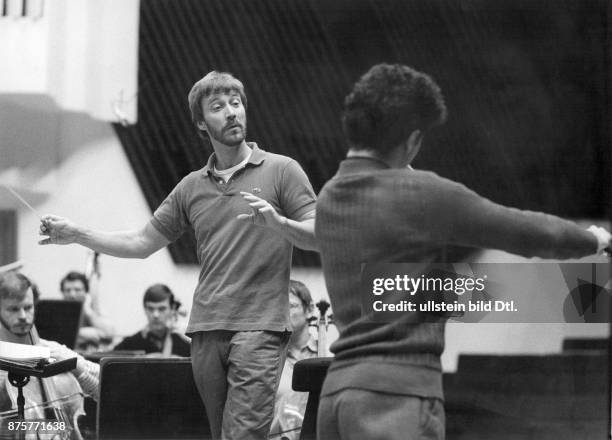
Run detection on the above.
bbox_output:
[0,341,50,368]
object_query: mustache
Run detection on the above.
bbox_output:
[223,121,243,131]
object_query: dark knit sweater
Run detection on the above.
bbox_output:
[114,331,191,357]
[315,157,598,397]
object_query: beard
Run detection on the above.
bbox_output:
[11,324,32,336]
[0,317,32,336]
[207,121,247,147]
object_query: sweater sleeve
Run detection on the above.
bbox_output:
[421,174,598,259]
[75,360,100,402]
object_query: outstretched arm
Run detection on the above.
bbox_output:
[237,192,318,251]
[424,177,610,259]
[39,215,171,259]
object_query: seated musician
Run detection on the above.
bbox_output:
[60,271,114,352]
[269,280,318,440]
[0,271,100,402]
[113,284,190,357]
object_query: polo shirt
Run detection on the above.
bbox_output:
[151,143,316,333]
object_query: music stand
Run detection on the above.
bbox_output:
[84,350,145,364]
[34,300,83,349]
[97,357,211,439]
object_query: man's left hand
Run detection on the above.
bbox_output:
[237,192,286,230]
[38,339,87,374]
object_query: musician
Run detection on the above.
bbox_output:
[315,63,612,439]
[39,70,318,439]
[0,271,99,403]
[60,271,114,351]
[113,283,190,357]
[270,280,318,440]
[0,272,100,440]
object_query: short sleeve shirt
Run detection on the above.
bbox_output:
[150,143,316,333]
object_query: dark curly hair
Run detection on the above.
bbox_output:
[342,63,447,154]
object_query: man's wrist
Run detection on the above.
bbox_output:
[74,355,87,375]
[279,215,289,232]
[74,225,88,245]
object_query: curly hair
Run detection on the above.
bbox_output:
[188,71,248,139]
[342,64,447,154]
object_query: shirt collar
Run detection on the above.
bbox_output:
[305,335,318,354]
[300,334,318,354]
[202,142,265,176]
[287,334,318,359]
[337,156,416,176]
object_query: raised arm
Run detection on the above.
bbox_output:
[39,215,170,259]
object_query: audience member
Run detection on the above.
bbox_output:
[0,271,99,405]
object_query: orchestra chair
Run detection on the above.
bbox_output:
[292,357,333,440]
[97,357,211,439]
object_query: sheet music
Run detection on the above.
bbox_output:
[0,341,50,367]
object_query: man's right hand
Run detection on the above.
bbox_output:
[38,216,170,258]
[39,214,80,245]
[587,225,612,257]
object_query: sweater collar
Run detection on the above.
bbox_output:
[337,156,391,175]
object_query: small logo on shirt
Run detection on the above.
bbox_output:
[252,187,262,194]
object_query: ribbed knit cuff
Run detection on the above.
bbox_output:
[76,360,100,402]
